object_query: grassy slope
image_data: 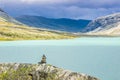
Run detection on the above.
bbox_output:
[0,18,77,41]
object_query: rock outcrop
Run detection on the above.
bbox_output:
[0,63,99,80]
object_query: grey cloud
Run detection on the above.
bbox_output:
[0,0,120,19]
[1,0,120,8]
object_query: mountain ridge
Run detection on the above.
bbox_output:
[15,15,91,32]
[0,8,5,12]
[0,8,22,25]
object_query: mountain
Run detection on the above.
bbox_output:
[15,15,91,32]
[0,63,99,80]
[84,13,120,32]
[87,22,120,36]
[84,12,120,36]
[0,8,77,40]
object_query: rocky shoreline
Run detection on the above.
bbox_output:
[0,63,99,80]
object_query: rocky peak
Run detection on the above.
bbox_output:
[84,12,120,32]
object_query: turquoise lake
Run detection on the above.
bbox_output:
[0,37,120,80]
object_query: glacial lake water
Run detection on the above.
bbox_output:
[0,37,120,80]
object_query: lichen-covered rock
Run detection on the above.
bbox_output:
[0,63,99,80]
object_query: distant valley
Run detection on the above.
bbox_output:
[16,13,120,36]
[0,8,76,41]
[15,15,91,32]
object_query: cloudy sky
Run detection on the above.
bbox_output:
[0,0,120,20]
